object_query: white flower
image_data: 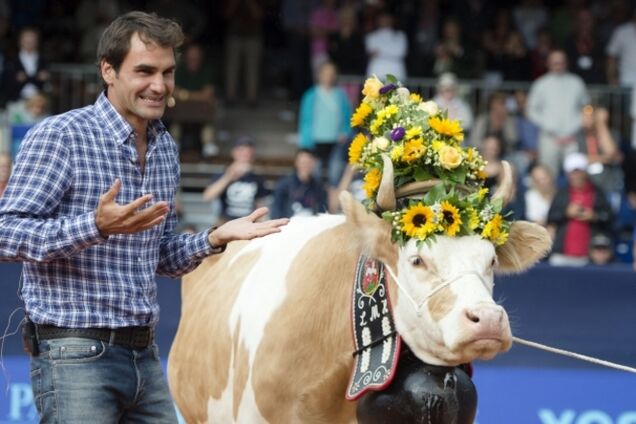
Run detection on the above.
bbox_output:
[372,136,390,151]
[418,100,439,116]
[396,87,411,102]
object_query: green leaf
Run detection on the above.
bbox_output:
[414,167,433,181]
[385,74,398,84]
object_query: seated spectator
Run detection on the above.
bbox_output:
[511,89,539,172]
[433,17,475,78]
[588,232,615,265]
[479,135,506,192]
[271,149,327,219]
[433,72,474,133]
[577,105,623,205]
[548,152,613,267]
[0,152,11,197]
[469,91,518,154]
[524,163,556,230]
[202,136,268,223]
[7,91,49,125]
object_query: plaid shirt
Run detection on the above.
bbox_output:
[0,93,215,328]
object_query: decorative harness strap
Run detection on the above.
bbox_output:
[346,255,401,400]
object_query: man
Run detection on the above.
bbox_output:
[547,152,612,267]
[271,149,327,218]
[202,136,268,223]
[527,49,589,177]
[0,12,287,423]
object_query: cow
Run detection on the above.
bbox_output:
[168,162,551,423]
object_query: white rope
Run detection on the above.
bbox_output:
[513,336,636,374]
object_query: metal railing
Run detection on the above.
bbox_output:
[44,65,633,143]
[340,75,633,144]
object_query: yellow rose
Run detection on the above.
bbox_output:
[438,145,463,169]
[362,77,383,99]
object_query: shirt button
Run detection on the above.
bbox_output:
[137,257,142,262]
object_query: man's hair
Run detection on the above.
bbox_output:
[97,11,184,80]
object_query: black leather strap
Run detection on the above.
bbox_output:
[35,325,154,349]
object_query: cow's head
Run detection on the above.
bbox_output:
[340,162,551,366]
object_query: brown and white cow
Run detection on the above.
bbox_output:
[168,173,551,423]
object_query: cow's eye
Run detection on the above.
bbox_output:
[409,256,427,268]
[491,258,496,267]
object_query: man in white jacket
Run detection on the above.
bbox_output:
[365,12,407,80]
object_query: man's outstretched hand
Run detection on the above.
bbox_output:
[208,207,289,248]
[95,179,169,237]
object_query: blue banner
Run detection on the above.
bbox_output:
[1,262,635,423]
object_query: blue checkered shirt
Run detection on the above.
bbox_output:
[0,93,215,328]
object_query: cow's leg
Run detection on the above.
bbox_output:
[293,354,357,424]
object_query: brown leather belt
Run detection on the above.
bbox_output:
[35,324,154,349]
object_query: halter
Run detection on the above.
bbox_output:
[383,264,492,317]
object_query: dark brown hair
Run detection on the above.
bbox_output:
[97,11,184,82]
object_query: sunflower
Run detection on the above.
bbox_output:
[390,144,404,162]
[402,138,426,164]
[428,117,464,141]
[466,208,480,230]
[440,201,462,236]
[405,126,423,140]
[348,133,368,165]
[401,204,437,239]
[481,214,508,246]
[363,168,382,198]
[351,102,373,127]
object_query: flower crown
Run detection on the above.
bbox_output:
[348,75,511,246]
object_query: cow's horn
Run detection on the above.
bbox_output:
[376,154,396,211]
[491,160,514,206]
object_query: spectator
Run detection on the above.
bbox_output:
[0,152,11,197]
[281,0,316,100]
[7,91,49,125]
[511,89,540,171]
[479,134,507,192]
[588,232,615,265]
[577,105,623,201]
[365,12,408,81]
[433,72,474,133]
[309,0,340,74]
[433,17,470,77]
[327,5,366,105]
[406,0,439,77]
[469,91,518,155]
[524,163,556,229]
[271,149,327,219]
[224,0,263,107]
[527,49,589,177]
[202,137,268,223]
[298,61,351,200]
[513,0,549,50]
[528,28,553,79]
[564,8,606,84]
[328,6,366,77]
[481,8,514,81]
[2,27,49,103]
[501,31,532,82]
[548,152,613,266]
[605,8,636,87]
[171,42,218,158]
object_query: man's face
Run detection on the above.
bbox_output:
[547,52,567,74]
[102,33,176,131]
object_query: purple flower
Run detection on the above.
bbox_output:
[379,84,397,95]
[390,127,405,141]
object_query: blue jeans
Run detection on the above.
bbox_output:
[30,337,178,423]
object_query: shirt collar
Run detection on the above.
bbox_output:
[94,92,167,145]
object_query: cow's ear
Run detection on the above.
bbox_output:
[495,220,552,274]
[340,191,398,266]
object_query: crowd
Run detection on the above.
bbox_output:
[0,0,635,268]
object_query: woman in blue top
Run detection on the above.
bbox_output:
[298,61,352,210]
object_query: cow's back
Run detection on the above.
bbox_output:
[168,216,360,423]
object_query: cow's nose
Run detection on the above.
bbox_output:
[464,304,504,332]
